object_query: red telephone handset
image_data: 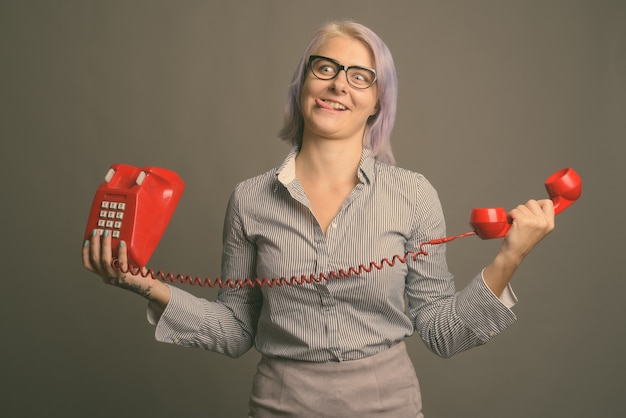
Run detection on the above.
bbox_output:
[469,167,582,239]
[83,164,184,267]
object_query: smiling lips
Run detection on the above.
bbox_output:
[317,98,347,111]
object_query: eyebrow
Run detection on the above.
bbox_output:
[312,55,375,71]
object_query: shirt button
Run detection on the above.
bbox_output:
[488,331,496,337]
[331,223,337,229]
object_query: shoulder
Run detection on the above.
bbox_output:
[233,167,278,195]
[373,163,447,238]
[227,165,285,210]
[223,167,278,222]
[373,161,437,194]
[372,161,443,220]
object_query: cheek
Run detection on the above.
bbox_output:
[370,90,380,113]
[363,95,379,116]
[299,80,316,108]
[358,87,378,114]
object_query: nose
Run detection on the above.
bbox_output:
[329,69,349,92]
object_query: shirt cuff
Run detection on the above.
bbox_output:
[455,272,518,344]
[147,299,165,325]
[480,268,518,309]
[146,285,207,347]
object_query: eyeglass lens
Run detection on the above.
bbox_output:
[310,56,376,89]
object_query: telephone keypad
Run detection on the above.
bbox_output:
[97,199,126,238]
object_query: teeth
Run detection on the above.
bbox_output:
[323,100,346,110]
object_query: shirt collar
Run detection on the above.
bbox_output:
[276,146,375,187]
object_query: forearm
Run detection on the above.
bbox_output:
[482,251,524,297]
[141,278,171,309]
[107,268,171,309]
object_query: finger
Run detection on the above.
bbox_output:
[520,199,542,214]
[515,200,554,233]
[508,203,532,222]
[100,229,114,274]
[117,239,129,273]
[537,198,555,217]
[537,199,555,231]
[523,200,554,228]
[116,239,141,276]
[99,230,119,285]
[86,229,112,284]
[511,200,545,220]
[89,229,102,270]
[82,236,93,271]
[116,241,150,286]
[529,199,551,216]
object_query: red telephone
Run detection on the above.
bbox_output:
[469,167,582,239]
[83,164,184,267]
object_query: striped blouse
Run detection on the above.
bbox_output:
[149,147,517,362]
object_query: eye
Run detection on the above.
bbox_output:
[318,63,337,76]
[311,57,339,79]
[348,68,375,87]
[352,72,367,82]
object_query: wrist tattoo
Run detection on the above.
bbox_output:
[109,274,153,300]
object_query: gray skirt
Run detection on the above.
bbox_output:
[248,341,423,418]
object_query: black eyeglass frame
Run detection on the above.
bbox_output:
[307,55,377,89]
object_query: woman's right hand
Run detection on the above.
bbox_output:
[82,229,171,308]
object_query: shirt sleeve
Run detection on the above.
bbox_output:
[406,175,517,358]
[146,187,262,358]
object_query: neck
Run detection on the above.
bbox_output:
[296,138,362,183]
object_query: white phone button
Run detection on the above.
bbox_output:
[136,171,146,186]
[105,168,115,183]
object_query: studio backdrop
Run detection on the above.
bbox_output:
[1,1,624,417]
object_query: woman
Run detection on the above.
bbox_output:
[83,20,554,417]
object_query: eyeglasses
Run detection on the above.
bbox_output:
[307,55,377,89]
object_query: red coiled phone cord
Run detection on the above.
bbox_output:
[112,232,476,289]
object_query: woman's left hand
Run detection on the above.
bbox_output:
[483,199,555,296]
[501,199,555,262]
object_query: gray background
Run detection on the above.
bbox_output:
[2,1,625,417]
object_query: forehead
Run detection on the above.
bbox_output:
[313,36,374,68]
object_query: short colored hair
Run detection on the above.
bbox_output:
[278,20,398,165]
